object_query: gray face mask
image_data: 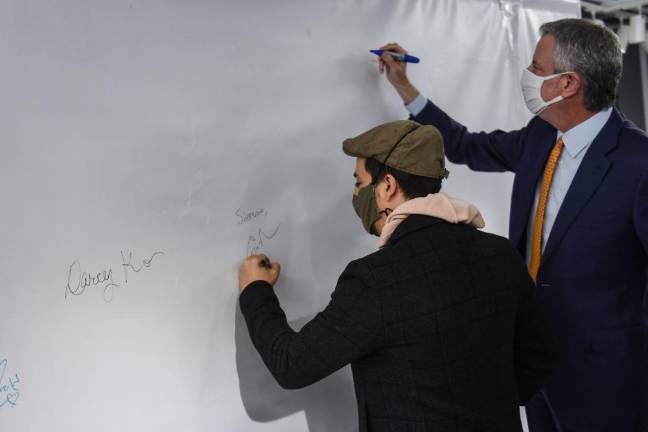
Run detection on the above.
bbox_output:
[352,183,392,236]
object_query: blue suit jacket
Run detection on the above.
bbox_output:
[413,100,648,431]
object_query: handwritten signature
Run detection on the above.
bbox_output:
[247,224,281,256]
[236,208,268,225]
[121,250,165,284]
[0,359,20,409]
[66,250,164,302]
[65,261,120,302]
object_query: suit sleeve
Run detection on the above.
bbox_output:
[239,263,383,389]
[412,99,532,173]
[634,170,648,257]
[512,263,558,405]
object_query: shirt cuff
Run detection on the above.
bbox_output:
[405,93,427,117]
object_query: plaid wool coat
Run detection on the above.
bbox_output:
[240,215,556,432]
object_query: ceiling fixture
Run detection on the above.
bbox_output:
[618,24,631,52]
[630,12,647,43]
[582,1,648,53]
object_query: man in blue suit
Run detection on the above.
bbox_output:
[376,18,648,432]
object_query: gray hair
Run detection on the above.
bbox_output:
[540,18,623,112]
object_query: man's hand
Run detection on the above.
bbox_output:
[239,254,281,292]
[378,42,420,105]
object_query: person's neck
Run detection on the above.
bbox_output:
[545,102,600,133]
[374,196,408,235]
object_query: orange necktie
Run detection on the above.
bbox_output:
[529,137,564,282]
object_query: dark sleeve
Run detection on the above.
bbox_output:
[514,276,558,405]
[412,99,532,173]
[634,170,648,257]
[238,264,383,390]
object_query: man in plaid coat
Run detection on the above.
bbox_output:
[238,120,556,432]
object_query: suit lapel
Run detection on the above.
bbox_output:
[541,109,623,265]
[509,121,556,253]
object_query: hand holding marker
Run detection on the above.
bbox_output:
[259,256,272,269]
[370,50,420,64]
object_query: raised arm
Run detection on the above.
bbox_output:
[378,42,531,173]
[239,261,383,389]
[412,99,532,173]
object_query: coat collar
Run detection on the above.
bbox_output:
[385,214,444,247]
[559,107,613,159]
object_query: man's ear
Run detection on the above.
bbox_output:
[561,72,581,99]
[383,174,399,199]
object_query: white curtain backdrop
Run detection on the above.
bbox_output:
[0,1,579,431]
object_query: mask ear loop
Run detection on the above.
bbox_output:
[378,208,393,217]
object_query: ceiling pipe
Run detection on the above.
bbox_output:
[581,0,648,14]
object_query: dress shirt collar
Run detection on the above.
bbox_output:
[557,107,613,158]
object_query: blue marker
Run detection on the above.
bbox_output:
[370,50,420,64]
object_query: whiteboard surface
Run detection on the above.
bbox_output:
[0,1,578,431]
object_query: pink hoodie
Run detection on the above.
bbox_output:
[379,193,486,248]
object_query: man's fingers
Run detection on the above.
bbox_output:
[238,255,281,291]
[271,262,281,274]
[245,254,261,264]
[246,254,271,268]
[254,254,268,263]
[379,42,399,51]
[378,43,407,54]
[259,254,271,267]
[381,52,398,67]
[377,42,408,75]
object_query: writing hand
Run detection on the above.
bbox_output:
[378,42,420,105]
[239,254,281,292]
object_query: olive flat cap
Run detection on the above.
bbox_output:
[342,120,449,179]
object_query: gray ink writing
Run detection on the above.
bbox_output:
[247,224,281,256]
[121,250,165,283]
[236,208,268,225]
[0,359,20,409]
[65,250,164,303]
[66,261,120,303]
